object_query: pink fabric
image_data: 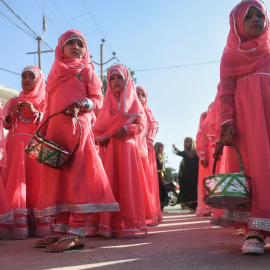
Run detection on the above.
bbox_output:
[195,111,212,216]
[46,29,93,94]
[0,99,12,225]
[136,86,162,224]
[3,65,46,123]
[90,65,148,238]
[220,0,270,78]
[93,65,147,157]
[218,1,270,232]
[36,30,119,230]
[0,67,49,239]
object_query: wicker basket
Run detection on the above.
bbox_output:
[25,112,82,169]
[203,144,251,209]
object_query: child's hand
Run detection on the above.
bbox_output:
[220,124,237,145]
[99,139,110,147]
[114,127,126,139]
[200,159,208,168]
[12,102,22,117]
[172,144,177,150]
[62,102,80,117]
[21,101,38,115]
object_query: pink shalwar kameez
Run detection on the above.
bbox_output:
[0,66,50,239]
[90,64,148,238]
[0,98,13,230]
[136,86,162,225]
[35,30,119,238]
[219,1,270,237]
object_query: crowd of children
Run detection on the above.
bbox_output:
[1,0,270,256]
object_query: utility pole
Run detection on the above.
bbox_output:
[27,36,53,70]
[91,39,119,92]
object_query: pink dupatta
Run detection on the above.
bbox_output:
[220,0,270,78]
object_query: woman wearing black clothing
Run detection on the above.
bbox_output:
[173,137,199,212]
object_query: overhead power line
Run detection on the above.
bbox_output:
[0,0,53,50]
[0,12,35,38]
[0,67,20,75]
[134,60,220,72]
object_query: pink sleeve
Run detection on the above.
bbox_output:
[124,117,144,135]
[86,70,103,110]
[219,76,236,126]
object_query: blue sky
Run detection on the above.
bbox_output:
[0,0,253,171]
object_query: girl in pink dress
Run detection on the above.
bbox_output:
[0,98,13,232]
[34,30,119,252]
[195,111,212,216]
[0,65,49,240]
[219,0,270,255]
[136,86,162,225]
[91,64,148,238]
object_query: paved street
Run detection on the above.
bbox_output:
[1,205,270,270]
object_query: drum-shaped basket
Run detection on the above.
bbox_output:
[203,144,251,209]
[25,112,82,169]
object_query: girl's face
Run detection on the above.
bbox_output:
[243,6,265,38]
[136,89,146,104]
[21,71,38,92]
[159,146,163,153]
[184,139,191,149]
[109,73,125,92]
[63,39,86,59]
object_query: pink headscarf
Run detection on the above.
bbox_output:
[136,86,159,143]
[3,65,46,118]
[93,64,146,140]
[220,0,270,77]
[46,29,94,94]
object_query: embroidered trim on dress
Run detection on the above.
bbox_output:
[223,209,250,223]
[35,203,120,217]
[236,72,270,83]
[68,226,86,237]
[248,217,270,232]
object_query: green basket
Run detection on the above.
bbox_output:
[25,112,82,169]
[203,143,251,209]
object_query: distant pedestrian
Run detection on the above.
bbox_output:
[173,137,199,212]
[154,142,168,210]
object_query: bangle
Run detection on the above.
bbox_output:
[10,112,16,119]
[75,100,82,109]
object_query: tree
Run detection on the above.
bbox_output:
[164,167,179,183]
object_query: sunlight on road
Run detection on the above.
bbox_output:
[149,226,221,234]
[45,259,139,270]
[100,242,152,248]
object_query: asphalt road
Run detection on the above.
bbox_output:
[1,205,270,270]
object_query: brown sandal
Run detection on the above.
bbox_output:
[45,235,85,253]
[35,234,62,248]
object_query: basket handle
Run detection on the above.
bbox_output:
[212,143,244,175]
[36,111,82,156]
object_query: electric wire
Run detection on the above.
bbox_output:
[0,0,54,51]
[0,67,20,76]
[134,60,220,72]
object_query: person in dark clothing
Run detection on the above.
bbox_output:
[173,137,199,212]
[154,142,168,210]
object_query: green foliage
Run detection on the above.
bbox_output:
[165,167,179,182]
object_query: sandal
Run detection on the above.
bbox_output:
[45,235,85,253]
[35,234,62,248]
[242,231,265,255]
